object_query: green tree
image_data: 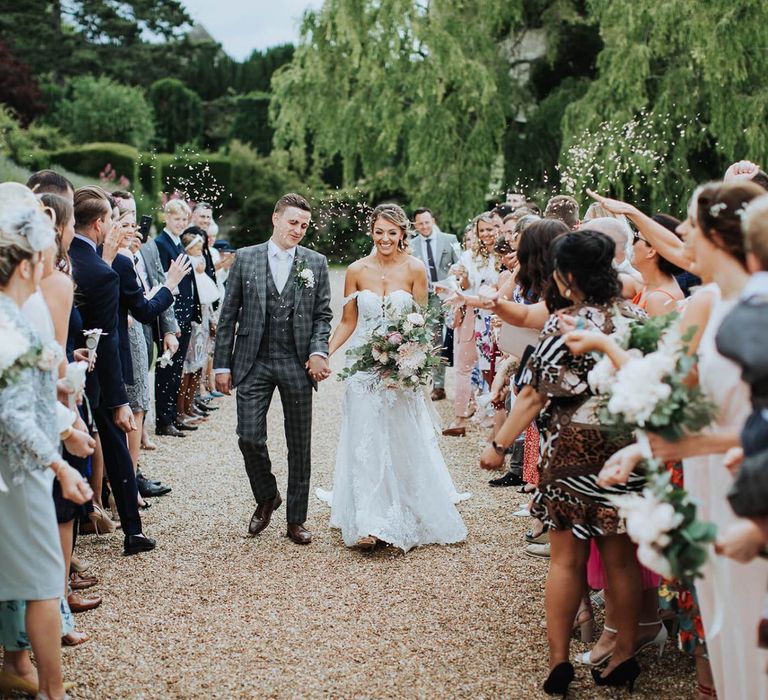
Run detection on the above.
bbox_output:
[229,92,273,154]
[559,0,768,213]
[271,0,524,229]
[148,78,203,151]
[56,76,155,148]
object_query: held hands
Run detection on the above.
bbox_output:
[113,405,137,433]
[63,428,96,458]
[306,355,332,382]
[163,332,179,357]
[54,461,93,504]
[597,443,645,487]
[215,372,233,395]
[479,443,505,471]
[166,254,192,289]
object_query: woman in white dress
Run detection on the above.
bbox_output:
[319,204,468,552]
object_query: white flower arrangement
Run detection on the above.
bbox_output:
[295,259,315,289]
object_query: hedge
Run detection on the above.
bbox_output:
[50,142,140,189]
[148,152,233,211]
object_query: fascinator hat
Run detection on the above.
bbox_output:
[0,182,56,253]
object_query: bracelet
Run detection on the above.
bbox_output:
[491,440,507,456]
[60,425,74,441]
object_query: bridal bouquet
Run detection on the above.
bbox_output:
[0,308,63,389]
[589,318,718,584]
[338,303,443,390]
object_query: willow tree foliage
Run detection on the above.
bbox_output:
[560,0,768,213]
[271,0,523,227]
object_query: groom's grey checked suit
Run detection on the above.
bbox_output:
[213,242,333,524]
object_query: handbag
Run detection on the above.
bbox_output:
[497,322,540,359]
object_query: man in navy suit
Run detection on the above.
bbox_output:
[69,186,155,555]
[154,199,201,437]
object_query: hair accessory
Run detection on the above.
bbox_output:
[184,234,204,251]
[0,206,55,252]
[709,202,727,218]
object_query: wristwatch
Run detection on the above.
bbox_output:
[491,440,507,456]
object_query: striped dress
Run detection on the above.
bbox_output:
[521,301,646,539]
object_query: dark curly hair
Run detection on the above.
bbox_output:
[695,181,765,267]
[545,229,622,311]
[516,218,568,302]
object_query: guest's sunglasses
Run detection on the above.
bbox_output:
[632,232,650,246]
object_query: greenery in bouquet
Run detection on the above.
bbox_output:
[613,468,717,587]
[338,302,444,391]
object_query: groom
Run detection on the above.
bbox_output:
[214,193,333,544]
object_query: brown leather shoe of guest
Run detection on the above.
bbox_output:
[442,426,466,437]
[67,591,102,613]
[286,523,312,545]
[431,388,446,401]
[248,493,282,537]
[69,572,98,591]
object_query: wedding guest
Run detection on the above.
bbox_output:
[410,207,460,401]
[177,228,219,424]
[480,230,648,695]
[112,197,186,501]
[652,213,702,296]
[26,170,74,201]
[597,181,768,699]
[0,182,92,700]
[69,185,156,555]
[544,195,580,230]
[154,199,201,438]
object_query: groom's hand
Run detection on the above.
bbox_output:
[306,355,331,382]
[215,372,233,395]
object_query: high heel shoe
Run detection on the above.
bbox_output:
[575,625,616,666]
[543,661,575,697]
[573,606,595,643]
[591,656,641,692]
[80,503,116,534]
[636,620,668,659]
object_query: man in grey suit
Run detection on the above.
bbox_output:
[410,208,460,401]
[214,193,333,545]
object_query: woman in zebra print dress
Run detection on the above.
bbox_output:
[479,230,646,695]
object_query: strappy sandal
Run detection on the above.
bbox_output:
[62,630,91,646]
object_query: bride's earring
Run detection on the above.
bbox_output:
[564,288,571,298]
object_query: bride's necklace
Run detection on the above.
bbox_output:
[374,255,406,281]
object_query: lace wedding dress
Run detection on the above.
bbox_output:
[317,289,469,552]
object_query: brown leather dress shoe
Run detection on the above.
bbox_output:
[248,493,282,537]
[67,591,102,613]
[431,388,446,401]
[286,523,312,545]
[442,426,466,436]
[69,572,98,590]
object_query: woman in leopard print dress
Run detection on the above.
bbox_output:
[480,230,646,694]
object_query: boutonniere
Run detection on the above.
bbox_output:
[295,258,315,289]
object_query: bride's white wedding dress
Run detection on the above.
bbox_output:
[317,289,469,552]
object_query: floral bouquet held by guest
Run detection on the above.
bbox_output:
[588,323,718,585]
[337,303,444,391]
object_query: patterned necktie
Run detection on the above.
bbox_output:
[425,238,439,282]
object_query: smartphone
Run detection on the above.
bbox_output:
[137,215,152,243]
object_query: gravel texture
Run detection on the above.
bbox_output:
[64,270,696,698]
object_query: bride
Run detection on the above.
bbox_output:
[317,203,469,552]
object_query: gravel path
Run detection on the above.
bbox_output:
[66,269,695,699]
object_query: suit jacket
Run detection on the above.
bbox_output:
[409,228,460,284]
[213,243,333,387]
[112,253,175,385]
[69,236,128,410]
[139,240,179,338]
[154,230,201,327]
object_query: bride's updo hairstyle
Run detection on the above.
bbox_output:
[0,182,55,286]
[545,229,621,311]
[694,180,765,267]
[369,203,412,251]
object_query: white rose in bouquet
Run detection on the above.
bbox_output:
[406,312,425,327]
[396,341,427,374]
[0,325,29,373]
[588,355,617,394]
[637,543,673,579]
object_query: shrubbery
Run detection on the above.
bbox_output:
[50,142,140,188]
[55,76,155,149]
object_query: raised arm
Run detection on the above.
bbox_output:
[586,189,693,273]
[328,267,359,357]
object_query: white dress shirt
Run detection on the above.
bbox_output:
[267,239,296,293]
